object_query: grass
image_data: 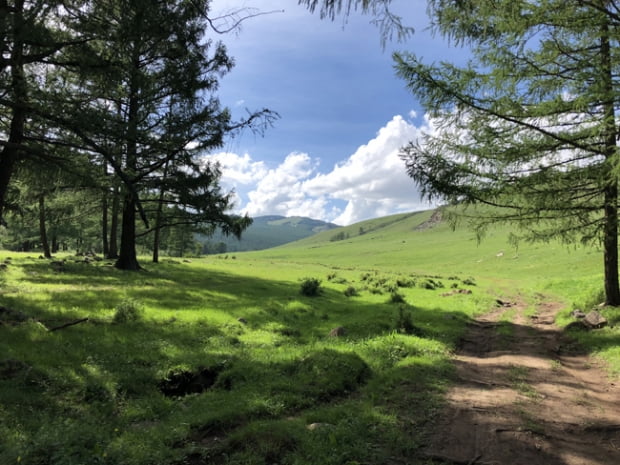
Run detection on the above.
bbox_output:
[1,209,619,464]
[0,252,479,465]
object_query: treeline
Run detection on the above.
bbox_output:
[0,1,275,269]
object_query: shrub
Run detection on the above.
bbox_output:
[418,278,444,290]
[300,278,322,297]
[396,278,416,288]
[343,286,358,297]
[395,306,423,336]
[113,299,143,323]
[388,292,406,304]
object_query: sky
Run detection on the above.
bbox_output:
[204,0,467,225]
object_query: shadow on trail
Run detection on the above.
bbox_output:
[424,306,620,465]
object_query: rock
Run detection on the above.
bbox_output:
[306,422,334,431]
[571,309,586,319]
[237,317,248,325]
[458,289,472,294]
[583,310,608,329]
[328,326,346,337]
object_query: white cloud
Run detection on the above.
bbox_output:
[206,152,267,186]
[202,114,435,225]
[303,114,433,224]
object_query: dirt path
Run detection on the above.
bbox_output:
[423,298,620,465]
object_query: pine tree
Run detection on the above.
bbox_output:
[61,0,273,270]
[396,0,620,305]
[0,1,73,224]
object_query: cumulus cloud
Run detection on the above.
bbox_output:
[302,114,433,224]
[202,114,436,225]
[206,152,267,186]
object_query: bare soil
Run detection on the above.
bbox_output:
[423,298,620,465]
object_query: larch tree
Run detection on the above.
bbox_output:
[395,0,620,305]
[60,0,274,270]
[0,0,85,225]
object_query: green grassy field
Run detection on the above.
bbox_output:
[1,210,618,465]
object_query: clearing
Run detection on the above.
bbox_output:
[424,298,620,465]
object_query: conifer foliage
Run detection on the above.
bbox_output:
[396,0,620,305]
[0,0,274,269]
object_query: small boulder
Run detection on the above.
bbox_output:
[571,309,586,319]
[328,326,346,337]
[583,310,608,329]
[306,422,334,431]
[237,317,248,325]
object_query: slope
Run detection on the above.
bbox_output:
[246,208,601,289]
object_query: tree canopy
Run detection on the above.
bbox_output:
[395,0,620,304]
[0,0,275,269]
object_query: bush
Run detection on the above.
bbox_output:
[396,306,423,336]
[113,299,143,323]
[418,278,444,290]
[396,278,416,288]
[388,292,406,304]
[344,286,358,297]
[300,278,322,297]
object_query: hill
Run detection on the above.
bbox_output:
[244,208,602,285]
[199,215,339,253]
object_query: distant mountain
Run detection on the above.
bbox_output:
[199,215,339,253]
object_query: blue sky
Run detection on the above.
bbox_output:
[204,0,466,225]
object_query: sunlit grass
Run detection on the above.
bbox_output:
[1,210,618,465]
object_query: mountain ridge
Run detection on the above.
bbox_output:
[200,215,339,253]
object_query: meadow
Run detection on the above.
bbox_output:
[1,209,618,465]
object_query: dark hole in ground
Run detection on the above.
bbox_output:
[159,366,223,397]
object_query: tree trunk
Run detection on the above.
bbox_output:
[152,159,170,263]
[0,0,27,226]
[102,189,109,257]
[115,57,140,271]
[152,213,161,263]
[603,184,620,305]
[101,161,110,257]
[115,192,141,270]
[38,194,51,259]
[600,13,620,305]
[107,184,120,259]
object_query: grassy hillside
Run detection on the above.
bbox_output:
[0,208,617,465]
[248,209,602,297]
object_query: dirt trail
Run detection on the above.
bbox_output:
[424,298,620,465]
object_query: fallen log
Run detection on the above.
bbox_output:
[48,318,89,332]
